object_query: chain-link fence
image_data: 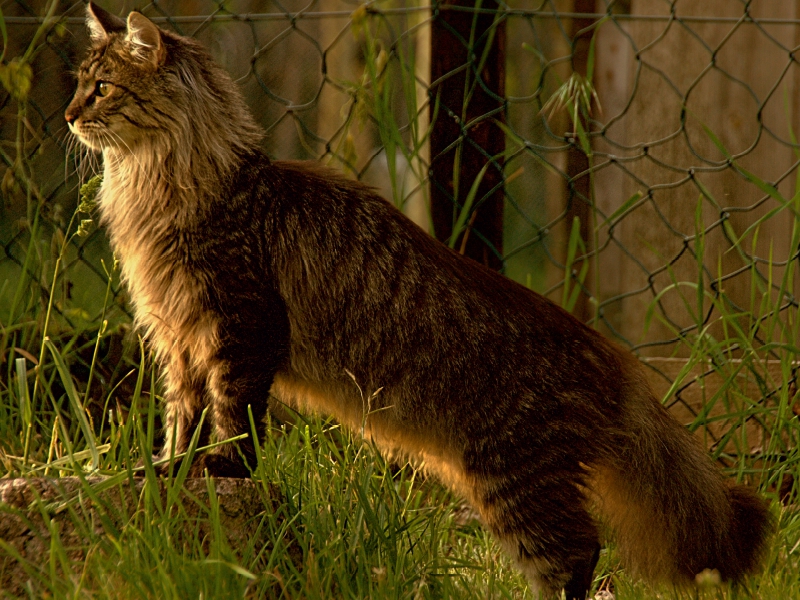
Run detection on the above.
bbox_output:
[3,0,799,474]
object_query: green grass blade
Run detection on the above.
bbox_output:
[44,338,100,471]
[15,357,31,430]
[563,216,586,312]
[602,191,643,228]
[449,160,491,250]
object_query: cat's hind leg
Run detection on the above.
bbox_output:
[476,477,601,599]
[466,426,602,600]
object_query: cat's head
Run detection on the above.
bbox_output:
[65,4,173,151]
[66,3,260,158]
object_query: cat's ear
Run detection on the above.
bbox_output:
[126,12,165,68]
[86,2,126,44]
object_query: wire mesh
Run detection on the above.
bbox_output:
[2,0,798,471]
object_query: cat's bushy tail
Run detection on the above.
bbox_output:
[594,371,773,584]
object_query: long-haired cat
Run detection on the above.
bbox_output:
[66,4,772,598]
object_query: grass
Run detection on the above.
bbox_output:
[1,339,799,599]
[0,365,531,598]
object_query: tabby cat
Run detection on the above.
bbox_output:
[65,4,772,598]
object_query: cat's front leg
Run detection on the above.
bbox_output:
[194,317,290,478]
[154,351,212,475]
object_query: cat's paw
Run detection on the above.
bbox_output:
[131,454,162,477]
[141,451,254,478]
[185,453,253,479]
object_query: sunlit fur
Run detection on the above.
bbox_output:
[66,6,263,459]
[67,5,773,599]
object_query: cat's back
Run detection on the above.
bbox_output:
[243,158,622,385]
[248,158,591,326]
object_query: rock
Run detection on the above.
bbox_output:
[0,476,289,595]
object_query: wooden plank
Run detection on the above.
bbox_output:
[591,1,800,353]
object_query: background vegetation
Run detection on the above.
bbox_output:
[1,1,798,598]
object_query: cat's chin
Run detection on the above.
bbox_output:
[80,139,104,152]
[71,133,103,151]
[68,124,107,151]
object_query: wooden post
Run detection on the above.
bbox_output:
[429,0,506,270]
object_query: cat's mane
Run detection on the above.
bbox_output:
[96,20,262,202]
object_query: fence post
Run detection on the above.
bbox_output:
[429,0,506,270]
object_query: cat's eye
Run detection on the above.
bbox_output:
[96,81,113,97]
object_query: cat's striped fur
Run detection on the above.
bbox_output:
[66,5,772,598]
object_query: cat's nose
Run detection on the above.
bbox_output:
[65,106,79,125]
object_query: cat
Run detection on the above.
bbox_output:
[65,4,772,598]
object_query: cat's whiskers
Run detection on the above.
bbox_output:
[61,128,94,195]
[63,132,78,185]
[87,143,102,178]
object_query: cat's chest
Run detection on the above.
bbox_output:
[100,177,212,343]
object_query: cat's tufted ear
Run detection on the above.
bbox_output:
[86,2,126,44]
[126,12,165,67]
